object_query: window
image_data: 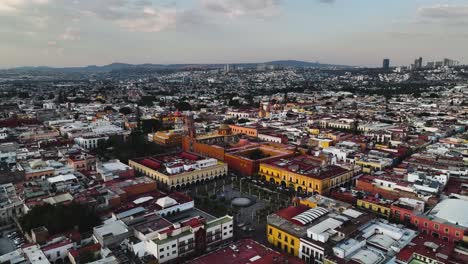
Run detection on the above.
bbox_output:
[434,224,439,230]
[269,228,272,235]
[278,233,282,239]
[291,240,294,246]
[424,222,428,227]
[285,236,288,242]
[455,231,460,237]
[172,251,176,254]
[445,228,449,234]
[172,244,176,248]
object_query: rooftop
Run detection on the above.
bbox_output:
[132,214,173,235]
[94,220,129,237]
[188,239,303,264]
[428,198,468,228]
[131,152,222,176]
[265,156,350,179]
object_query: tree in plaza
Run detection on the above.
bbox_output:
[247,149,269,160]
[19,203,101,235]
[79,251,99,263]
[119,106,132,115]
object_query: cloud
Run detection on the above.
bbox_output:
[0,0,49,13]
[116,8,177,32]
[201,0,281,18]
[60,27,80,40]
[317,0,335,3]
[417,4,468,25]
[68,0,180,32]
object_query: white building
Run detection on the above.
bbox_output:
[0,150,16,165]
[299,208,363,264]
[74,135,109,150]
[47,173,79,192]
[41,238,74,263]
[0,183,25,225]
[93,220,131,247]
[145,214,233,263]
[23,245,51,264]
[331,220,417,264]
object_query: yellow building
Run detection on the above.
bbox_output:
[355,158,391,173]
[151,130,183,146]
[267,224,300,256]
[129,152,228,190]
[266,205,330,257]
[308,128,320,135]
[356,198,391,217]
[309,138,333,149]
[259,156,353,194]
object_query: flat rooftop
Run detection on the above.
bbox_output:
[131,152,221,176]
[132,214,173,235]
[265,156,349,179]
[164,207,217,224]
[188,239,303,264]
[427,198,468,228]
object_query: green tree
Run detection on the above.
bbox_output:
[174,101,192,111]
[119,106,132,115]
[19,203,101,235]
[80,251,99,263]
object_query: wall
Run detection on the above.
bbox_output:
[356,199,391,217]
[122,181,157,197]
[259,163,329,194]
[411,215,465,243]
[267,224,300,256]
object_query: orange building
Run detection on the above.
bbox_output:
[224,144,295,176]
[229,125,259,137]
[67,153,96,172]
[151,130,183,146]
[182,124,239,161]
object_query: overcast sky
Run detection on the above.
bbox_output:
[1,0,468,68]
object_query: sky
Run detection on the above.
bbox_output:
[1,0,468,68]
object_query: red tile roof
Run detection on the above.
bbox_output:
[188,239,303,264]
[275,205,310,225]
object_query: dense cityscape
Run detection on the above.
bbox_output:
[0,58,466,264]
[1,0,468,263]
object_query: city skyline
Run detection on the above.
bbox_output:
[1,0,468,68]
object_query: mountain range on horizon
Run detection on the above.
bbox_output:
[3,60,352,73]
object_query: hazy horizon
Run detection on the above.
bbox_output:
[1,0,468,68]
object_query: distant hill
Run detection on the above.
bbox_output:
[264,60,348,68]
[5,60,351,73]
